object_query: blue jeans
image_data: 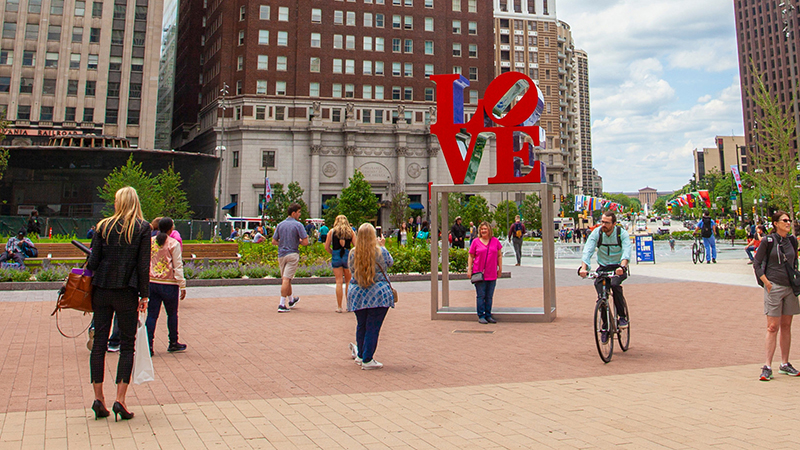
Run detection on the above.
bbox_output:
[702,236,717,261]
[146,283,180,348]
[475,279,497,319]
[355,307,389,363]
[746,245,756,261]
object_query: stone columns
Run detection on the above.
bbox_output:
[396,146,408,191]
[345,146,356,186]
[310,145,321,217]
[427,146,439,190]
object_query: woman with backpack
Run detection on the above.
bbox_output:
[753,211,800,381]
[146,216,187,355]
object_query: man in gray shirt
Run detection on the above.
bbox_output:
[272,203,309,312]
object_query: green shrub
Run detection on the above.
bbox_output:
[0,268,32,282]
[35,265,72,282]
[197,267,222,279]
[219,265,242,279]
[268,266,281,278]
[295,267,312,278]
[448,248,469,273]
[184,264,198,279]
[242,264,270,278]
[314,266,334,277]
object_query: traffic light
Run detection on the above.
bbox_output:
[553,194,556,203]
[738,207,743,216]
[560,210,564,217]
[560,194,565,203]
[752,206,756,214]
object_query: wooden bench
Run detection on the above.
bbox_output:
[27,242,89,267]
[183,243,241,267]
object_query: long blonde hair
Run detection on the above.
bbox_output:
[352,223,380,287]
[97,186,144,244]
[332,215,354,239]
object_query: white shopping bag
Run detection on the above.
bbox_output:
[132,313,154,385]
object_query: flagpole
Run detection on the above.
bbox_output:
[262,164,268,226]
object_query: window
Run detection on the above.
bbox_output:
[364,13,373,27]
[376,14,384,27]
[106,81,120,97]
[92,1,102,17]
[277,31,288,46]
[309,82,320,97]
[453,43,461,57]
[45,52,58,68]
[279,6,288,21]
[17,105,30,120]
[469,90,478,104]
[22,50,35,66]
[85,80,96,96]
[65,107,76,121]
[67,79,78,95]
[332,109,341,122]
[345,59,355,74]
[135,5,146,19]
[311,9,322,22]
[332,83,342,97]
[452,20,461,34]
[109,56,122,71]
[258,55,268,70]
[256,106,266,119]
[238,30,245,45]
[310,57,320,72]
[232,151,239,167]
[105,108,118,124]
[468,0,477,12]
[260,5,270,19]
[0,50,12,65]
[363,109,371,123]
[404,16,413,29]
[375,107,384,122]
[468,67,478,80]
[311,33,321,47]
[452,0,461,11]
[276,56,287,71]
[334,10,343,25]
[453,66,461,74]
[48,25,61,41]
[129,83,141,98]
[424,63,434,78]
[5,0,18,12]
[363,60,372,75]
[130,57,142,71]
[276,81,286,96]
[256,80,267,94]
[375,85,384,100]
[133,31,145,46]
[2,23,16,39]
[392,86,401,100]
[89,27,100,43]
[74,1,85,15]
[83,107,93,122]
[425,0,433,6]
[363,85,372,99]
[404,62,413,77]
[239,5,245,20]
[28,0,41,13]
[333,35,343,49]
[363,36,373,51]
[405,0,413,5]
[25,24,39,40]
[425,41,433,55]
[19,77,33,93]
[404,39,413,53]
[375,61,384,75]
[469,44,477,57]
[425,87,434,101]
[0,77,10,92]
[392,38,401,52]
[376,37,384,51]
[333,59,343,73]
[392,62,401,76]
[258,30,269,45]
[127,109,140,125]
[403,87,413,100]
[346,11,355,25]
[112,29,124,44]
[72,26,82,42]
[468,21,477,35]
[262,150,276,168]
[392,15,401,28]
[425,17,433,31]
[346,35,355,49]
[345,84,354,98]
[237,55,244,71]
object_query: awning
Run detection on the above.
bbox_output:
[409,202,425,210]
[222,202,237,210]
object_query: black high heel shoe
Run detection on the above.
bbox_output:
[91,400,109,420]
[112,401,134,421]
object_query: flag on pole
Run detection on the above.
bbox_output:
[264,177,272,203]
[730,165,743,194]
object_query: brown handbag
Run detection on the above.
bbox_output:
[52,268,93,338]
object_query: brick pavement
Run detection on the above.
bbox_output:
[1,262,797,448]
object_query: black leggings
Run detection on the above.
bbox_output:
[90,287,139,384]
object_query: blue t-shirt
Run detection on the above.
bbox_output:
[273,217,308,257]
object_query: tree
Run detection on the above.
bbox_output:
[389,190,410,229]
[323,197,340,227]
[519,193,542,231]
[263,182,288,225]
[494,200,519,234]
[156,163,194,219]
[339,169,379,226]
[98,155,164,219]
[286,181,309,221]
[750,62,798,224]
[460,194,490,227]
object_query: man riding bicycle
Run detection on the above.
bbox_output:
[579,211,632,330]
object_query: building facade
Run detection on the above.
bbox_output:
[0,0,163,149]
[170,0,495,223]
[575,48,596,196]
[734,0,800,159]
[693,135,747,182]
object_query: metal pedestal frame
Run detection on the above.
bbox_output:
[430,183,556,322]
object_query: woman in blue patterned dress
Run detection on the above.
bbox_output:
[347,223,394,370]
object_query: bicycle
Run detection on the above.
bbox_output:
[691,235,705,264]
[585,270,630,363]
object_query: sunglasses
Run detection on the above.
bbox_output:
[781,219,792,223]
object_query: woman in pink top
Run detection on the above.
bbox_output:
[146,217,187,355]
[467,221,503,324]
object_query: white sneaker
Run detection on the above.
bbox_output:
[355,356,362,365]
[349,342,358,359]
[361,359,383,370]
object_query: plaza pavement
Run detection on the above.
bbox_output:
[0,254,797,449]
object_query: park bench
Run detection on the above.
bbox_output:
[183,243,241,267]
[27,243,88,267]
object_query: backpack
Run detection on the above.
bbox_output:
[595,226,622,256]
[514,222,524,238]
[755,234,799,287]
[20,241,37,258]
[701,218,713,238]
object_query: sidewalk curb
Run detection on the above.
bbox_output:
[0,272,511,291]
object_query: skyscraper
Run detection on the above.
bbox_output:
[575,48,595,196]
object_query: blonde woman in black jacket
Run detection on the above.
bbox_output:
[86,187,151,421]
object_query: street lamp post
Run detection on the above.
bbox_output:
[215,82,229,238]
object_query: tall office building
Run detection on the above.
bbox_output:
[734,0,800,159]
[575,48,596,196]
[0,0,163,149]
[491,0,589,212]
[171,0,494,222]
[154,0,178,149]
[692,135,747,182]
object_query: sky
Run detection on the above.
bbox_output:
[557,0,744,193]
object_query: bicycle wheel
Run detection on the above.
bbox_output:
[698,242,705,263]
[692,241,699,264]
[617,310,630,352]
[594,299,614,363]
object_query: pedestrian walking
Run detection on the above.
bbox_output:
[146,217,187,355]
[85,186,151,421]
[696,212,717,263]
[272,203,309,312]
[26,210,42,237]
[319,222,329,243]
[347,223,394,370]
[754,211,800,381]
[468,221,503,324]
[507,215,525,266]
[326,215,356,313]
